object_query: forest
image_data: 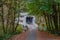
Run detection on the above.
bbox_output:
[0,0,60,40]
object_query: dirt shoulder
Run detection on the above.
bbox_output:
[37,28,60,40]
[9,29,30,40]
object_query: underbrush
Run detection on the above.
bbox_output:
[0,25,23,40]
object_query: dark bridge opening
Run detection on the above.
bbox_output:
[26,17,33,24]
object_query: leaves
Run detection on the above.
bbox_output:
[26,0,54,16]
[54,0,60,3]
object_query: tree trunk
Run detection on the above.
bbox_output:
[52,3,58,32]
[1,5,6,33]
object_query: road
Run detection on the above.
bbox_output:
[25,24,37,40]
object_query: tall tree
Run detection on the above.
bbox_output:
[26,0,60,34]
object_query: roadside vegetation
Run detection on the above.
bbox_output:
[0,0,60,40]
[26,0,60,35]
[0,0,24,40]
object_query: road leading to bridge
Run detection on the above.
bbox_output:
[25,24,37,40]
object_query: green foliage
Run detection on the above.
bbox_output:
[0,25,23,40]
[27,0,60,35]
[0,34,12,40]
[54,0,60,3]
[0,0,21,40]
[26,0,53,16]
[16,25,23,34]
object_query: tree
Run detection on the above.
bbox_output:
[0,0,21,34]
[26,0,60,35]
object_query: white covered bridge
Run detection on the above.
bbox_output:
[15,12,37,29]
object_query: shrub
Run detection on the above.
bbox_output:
[16,25,23,34]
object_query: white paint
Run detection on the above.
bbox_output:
[15,12,36,27]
